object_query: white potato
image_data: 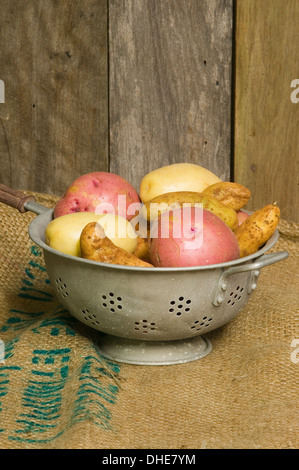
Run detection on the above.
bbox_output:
[45,212,138,257]
[139,163,221,203]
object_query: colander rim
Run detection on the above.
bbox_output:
[28,208,280,273]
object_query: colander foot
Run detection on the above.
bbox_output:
[98,334,212,365]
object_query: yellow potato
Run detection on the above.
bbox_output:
[141,191,239,231]
[234,204,280,257]
[45,212,138,257]
[139,163,221,203]
[202,181,251,211]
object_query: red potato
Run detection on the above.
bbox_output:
[148,207,240,267]
[54,172,141,221]
[236,210,250,226]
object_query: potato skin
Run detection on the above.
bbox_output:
[139,163,221,203]
[234,204,280,257]
[142,191,239,231]
[202,182,251,211]
[80,222,153,267]
[148,207,240,267]
[133,236,150,261]
[236,210,250,226]
[54,171,140,220]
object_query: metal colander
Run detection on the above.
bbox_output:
[0,185,289,365]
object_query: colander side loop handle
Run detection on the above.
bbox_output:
[0,184,48,214]
[222,251,289,277]
[212,251,289,307]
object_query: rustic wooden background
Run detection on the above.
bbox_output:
[0,0,298,222]
[234,0,299,222]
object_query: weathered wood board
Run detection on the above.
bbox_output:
[0,0,108,197]
[234,0,299,222]
[109,0,233,191]
[0,0,233,196]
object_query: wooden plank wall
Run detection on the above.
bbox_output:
[0,0,297,222]
[0,0,109,196]
[0,0,233,196]
[234,0,299,222]
[109,0,233,189]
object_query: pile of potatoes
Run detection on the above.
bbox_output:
[45,163,280,268]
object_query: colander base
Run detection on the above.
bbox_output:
[98,334,212,365]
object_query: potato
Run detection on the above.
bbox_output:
[236,210,250,226]
[139,163,221,203]
[80,222,153,267]
[202,181,251,211]
[142,191,239,231]
[54,171,141,221]
[45,212,138,257]
[133,236,150,261]
[234,204,280,257]
[148,207,240,267]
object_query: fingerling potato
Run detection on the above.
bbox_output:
[202,182,251,211]
[80,222,153,267]
[234,204,280,257]
[141,191,239,231]
[133,236,150,261]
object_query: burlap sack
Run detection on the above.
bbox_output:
[0,192,298,449]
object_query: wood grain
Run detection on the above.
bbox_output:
[108,0,233,191]
[0,0,108,196]
[234,0,299,222]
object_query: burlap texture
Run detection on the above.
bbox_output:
[0,192,298,449]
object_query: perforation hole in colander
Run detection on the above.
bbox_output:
[227,285,244,307]
[134,319,157,334]
[55,277,69,298]
[81,308,100,326]
[190,316,213,332]
[101,292,123,313]
[168,296,192,316]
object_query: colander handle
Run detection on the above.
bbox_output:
[222,251,289,277]
[0,184,48,214]
[212,251,289,306]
